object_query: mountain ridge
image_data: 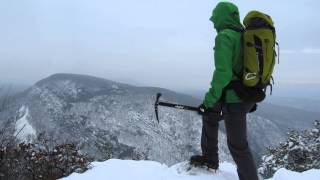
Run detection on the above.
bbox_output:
[1,73,319,165]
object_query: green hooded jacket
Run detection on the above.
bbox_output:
[203,2,244,108]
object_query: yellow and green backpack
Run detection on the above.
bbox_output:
[228,11,279,102]
[243,11,278,88]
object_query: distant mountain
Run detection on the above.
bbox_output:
[0,83,30,96]
[1,73,233,165]
[266,96,320,113]
[183,83,320,112]
[271,83,320,101]
[247,102,320,158]
[255,103,319,131]
[1,73,318,165]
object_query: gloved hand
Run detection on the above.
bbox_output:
[198,104,206,115]
[198,103,222,115]
[249,103,258,113]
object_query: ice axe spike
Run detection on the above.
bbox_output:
[154,93,200,123]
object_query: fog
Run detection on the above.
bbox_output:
[1,0,320,93]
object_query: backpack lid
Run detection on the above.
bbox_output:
[243,11,274,28]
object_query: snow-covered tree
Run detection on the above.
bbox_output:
[0,132,91,180]
[259,120,320,178]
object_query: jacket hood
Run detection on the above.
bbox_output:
[210,2,243,32]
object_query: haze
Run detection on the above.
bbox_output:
[1,0,320,93]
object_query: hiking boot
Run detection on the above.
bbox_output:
[190,155,219,170]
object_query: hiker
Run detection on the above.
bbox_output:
[190,2,259,180]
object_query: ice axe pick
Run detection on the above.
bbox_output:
[154,93,202,123]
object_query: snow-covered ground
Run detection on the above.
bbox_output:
[61,159,320,180]
[268,168,320,180]
[61,159,237,180]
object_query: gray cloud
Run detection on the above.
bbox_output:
[301,48,320,54]
[1,0,320,92]
[281,48,320,55]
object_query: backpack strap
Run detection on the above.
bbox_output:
[233,69,242,80]
[276,42,280,64]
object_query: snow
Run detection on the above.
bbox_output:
[14,106,36,142]
[111,85,119,90]
[288,142,294,148]
[267,168,320,180]
[62,159,320,180]
[312,128,319,134]
[264,155,274,162]
[61,159,238,180]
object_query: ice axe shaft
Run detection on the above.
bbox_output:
[157,102,199,111]
[154,93,199,123]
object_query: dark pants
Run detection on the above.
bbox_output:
[201,102,258,180]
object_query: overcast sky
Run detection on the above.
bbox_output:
[1,0,320,92]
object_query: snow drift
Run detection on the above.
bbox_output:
[61,159,320,180]
[61,159,237,180]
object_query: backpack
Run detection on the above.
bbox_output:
[227,11,279,103]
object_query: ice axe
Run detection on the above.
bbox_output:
[154,93,201,123]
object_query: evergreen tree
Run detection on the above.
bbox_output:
[259,120,320,178]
